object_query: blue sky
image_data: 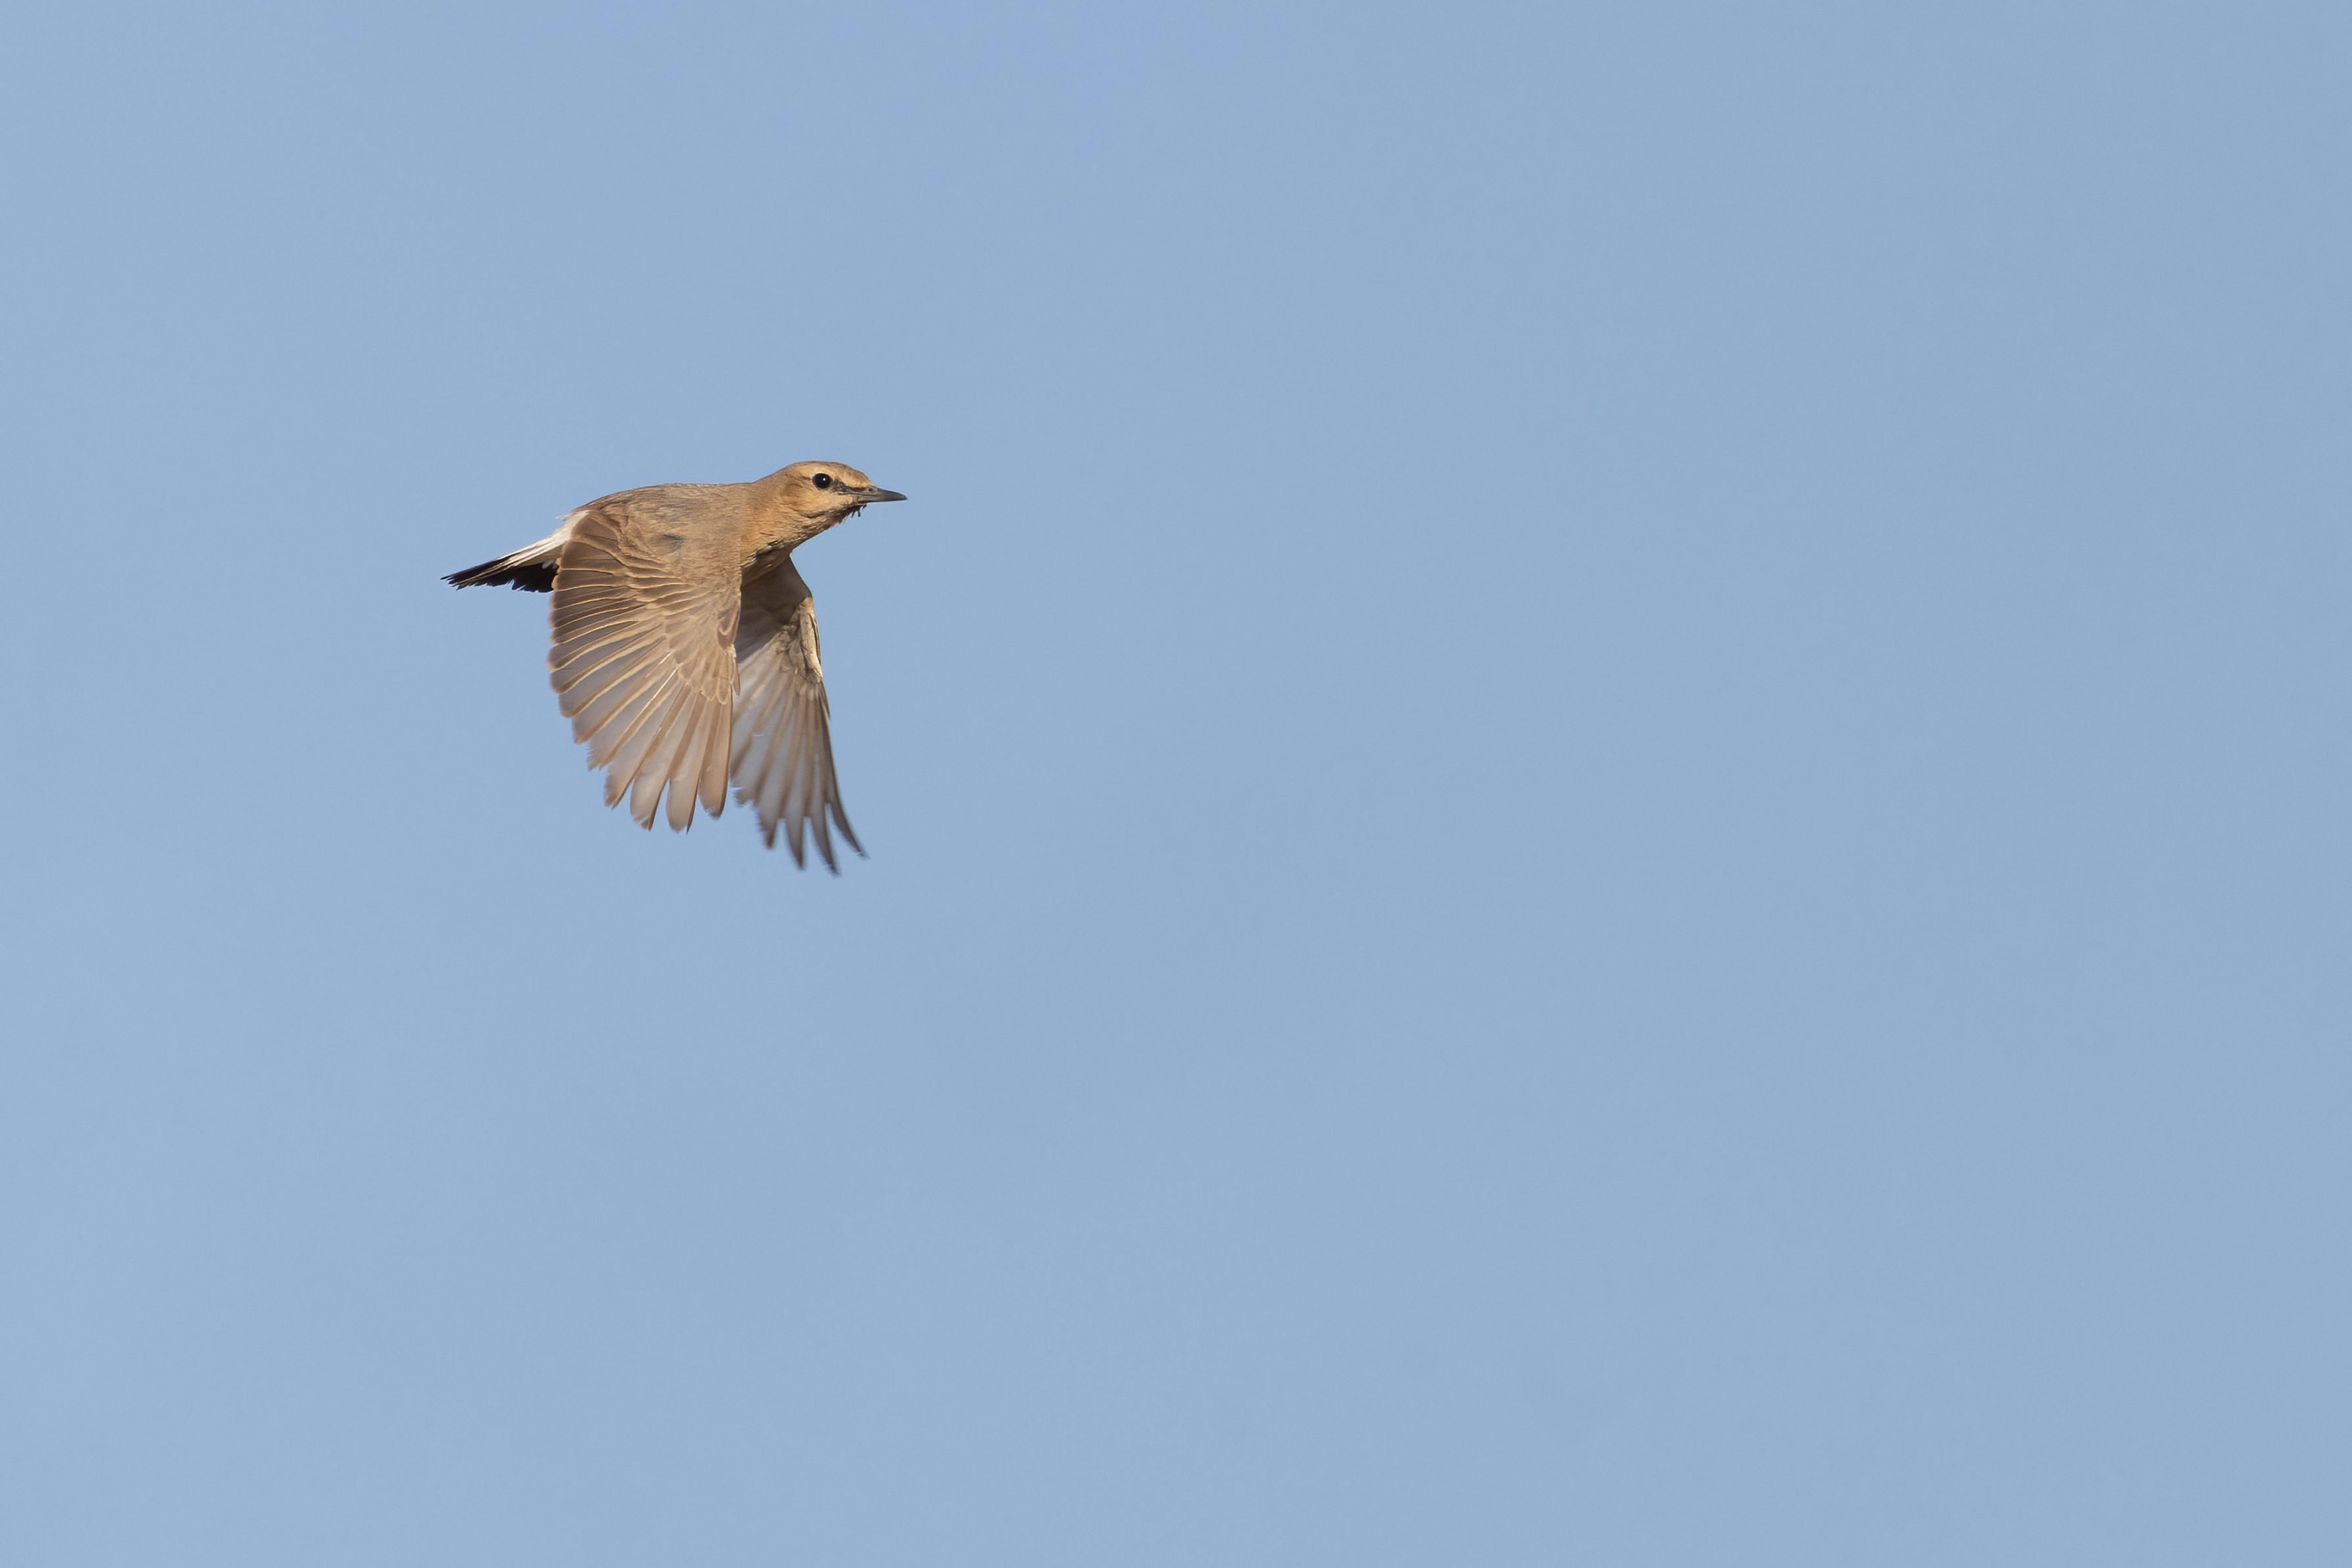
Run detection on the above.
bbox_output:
[3,2,2349,1563]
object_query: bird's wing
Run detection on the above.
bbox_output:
[730,555,863,869]
[546,504,739,832]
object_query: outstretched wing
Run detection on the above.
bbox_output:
[731,556,862,869]
[546,504,739,832]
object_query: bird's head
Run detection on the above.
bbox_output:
[776,460,907,521]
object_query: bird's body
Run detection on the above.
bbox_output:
[447,460,906,869]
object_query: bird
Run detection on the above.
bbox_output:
[446,460,906,870]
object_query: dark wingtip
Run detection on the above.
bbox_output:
[758,808,863,870]
[831,803,866,859]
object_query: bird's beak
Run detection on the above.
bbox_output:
[858,487,908,503]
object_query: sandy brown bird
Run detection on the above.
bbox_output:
[446,460,906,869]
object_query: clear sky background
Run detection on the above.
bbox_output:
[2,2,2347,1563]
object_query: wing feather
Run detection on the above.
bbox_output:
[547,506,739,834]
[730,557,862,869]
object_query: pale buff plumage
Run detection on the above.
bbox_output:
[447,460,906,869]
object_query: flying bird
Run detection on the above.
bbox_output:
[447,460,906,869]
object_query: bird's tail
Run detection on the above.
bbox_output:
[445,531,566,592]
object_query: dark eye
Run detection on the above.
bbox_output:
[812,472,833,489]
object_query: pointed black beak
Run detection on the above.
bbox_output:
[858,487,908,503]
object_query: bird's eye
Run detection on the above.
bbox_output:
[812,473,833,489]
